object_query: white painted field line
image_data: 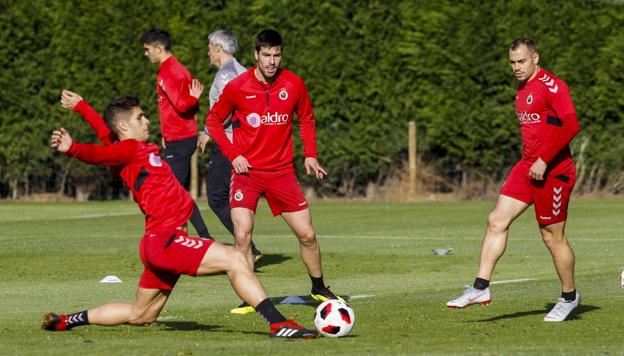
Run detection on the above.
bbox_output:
[349,294,375,299]
[257,234,623,242]
[490,278,535,285]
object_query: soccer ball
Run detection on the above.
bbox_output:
[313,300,355,337]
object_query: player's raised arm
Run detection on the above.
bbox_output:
[51,127,135,167]
[161,76,201,115]
[60,90,118,145]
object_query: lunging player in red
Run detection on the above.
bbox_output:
[43,96,317,338]
[206,29,342,312]
[447,38,581,322]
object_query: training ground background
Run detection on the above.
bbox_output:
[1,199,624,355]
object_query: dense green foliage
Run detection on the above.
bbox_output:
[2,199,624,353]
[0,0,622,198]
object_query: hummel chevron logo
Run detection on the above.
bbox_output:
[552,186,563,216]
[276,328,299,337]
[68,313,84,324]
[538,74,559,93]
[539,74,549,81]
[548,85,559,93]
[174,236,204,249]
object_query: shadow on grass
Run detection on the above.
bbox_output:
[474,304,600,322]
[254,253,292,270]
[156,321,222,331]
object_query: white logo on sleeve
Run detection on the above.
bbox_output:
[149,152,163,167]
[538,73,559,93]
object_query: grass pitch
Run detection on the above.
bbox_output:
[1,199,624,355]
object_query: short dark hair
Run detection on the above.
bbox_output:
[255,29,283,51]
[103,96,140,134]
[510,37,537,53]
[140,28,172,51]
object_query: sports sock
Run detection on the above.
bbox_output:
[310,275,326,291]
[255,299,287,324]
[65,310,90,329]
[473,277,490,290]
[561,289,576,302]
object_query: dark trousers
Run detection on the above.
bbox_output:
[164,136,210,239]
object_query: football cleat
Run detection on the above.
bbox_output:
[310,286,346,303]
[252,248,263,264]
[42,313,68,331]
[544,292,580,322]
[230,302,256,315]
[270,320,318,339]
[447,286,491,308]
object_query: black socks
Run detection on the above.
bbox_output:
[473,277,490,290]
[66,310,90,329]
[561,290,577,302]
[310,275,326,291]
[255,299,287,324]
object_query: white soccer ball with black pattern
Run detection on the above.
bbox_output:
[313,300,355,337]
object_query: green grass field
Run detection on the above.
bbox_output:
[1,199,624,355]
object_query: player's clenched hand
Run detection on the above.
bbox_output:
[232,155,252,174]
[189,79,204,99]
[198,131,212,153]
[305,157,327,180]
[60,90,82,111]
[50,128,73,153]
[529,158,547,181]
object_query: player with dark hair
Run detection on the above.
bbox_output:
[447,38,581,322]
[140,28,209,236]
[198,29,264,267]
[206,29,343,314]
[43,96,318,338]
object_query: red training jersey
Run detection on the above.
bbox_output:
[206,67,318,171]
[69,101,194,232]
[157,56,199,142]
[515,68,580,169]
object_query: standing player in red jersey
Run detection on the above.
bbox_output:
[206,29,343,311]
[447,38,581,322]
[42,96,318,338]
[140,28,210,236]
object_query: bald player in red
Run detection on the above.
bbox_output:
[447,38,581,322]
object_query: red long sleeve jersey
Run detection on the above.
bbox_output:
[157,56,199,142]
[66,139,194,233]
[515,68,580,167]
[206,67,318,171]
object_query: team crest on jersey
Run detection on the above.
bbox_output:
[234,190,244,201]
[527,94,533,105]
[279,89,288,100]
[246,113,261,128]
[149,152,163,167]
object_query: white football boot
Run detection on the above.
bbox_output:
[447,286,491,308]
[543,292,580,322]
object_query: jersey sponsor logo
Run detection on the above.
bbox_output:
[149,152,163,167]
[261,112,289,125]
[246,113,261,128]
[538,73,559,93]
[279,89,288,100]
[234,190,244,201]
[516,111,541,124]
[527,94,533,104]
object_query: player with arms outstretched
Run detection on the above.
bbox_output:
[43,96,317,338]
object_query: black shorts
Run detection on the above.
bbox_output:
[163,136,197,190]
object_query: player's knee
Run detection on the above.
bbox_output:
[542,232,566,248]
[127,310,158,326]
[227,248,250,272]
[487,211,509,233]
[297,229,317,246]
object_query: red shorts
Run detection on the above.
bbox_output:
[500,160,576,225]
[138,229,213,290]
[230,169,308,216]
